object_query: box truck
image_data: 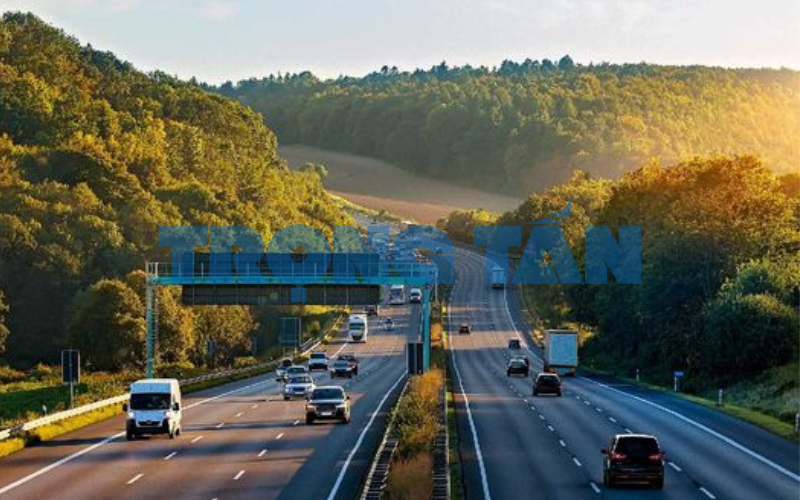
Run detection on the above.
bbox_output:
[348,313,368,342]
[543,330,578,376]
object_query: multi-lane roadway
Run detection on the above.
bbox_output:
[449,246,799,500]
[0,300,418,500]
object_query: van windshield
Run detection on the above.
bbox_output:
[130,393,171,410]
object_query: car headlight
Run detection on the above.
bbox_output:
[336,403,347,409]
[127,411,135,419]
[305,404,316,412]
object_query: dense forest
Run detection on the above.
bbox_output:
[0,14,350,370]
[217,59,800,195]
[439,157,799,405]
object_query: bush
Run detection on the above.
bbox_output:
[157,361,198,380]
[233,356,259,368]
[385,454,433,500]
[393,369,443,459]
[0,365,24,384]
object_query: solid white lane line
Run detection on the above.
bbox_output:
[573,457,582,467]
[325,370,407,500]
[590,482,601,494]
[258,449,268,457]
[581,376,800,483]
[164,452,178,461]
[669,462,682,472]
[192,435,204,443]
[275,433,284,440]
[233,470,245,481]
[127,474,144,485]
[700,487,717,499]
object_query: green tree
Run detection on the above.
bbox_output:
[0,290,9,355]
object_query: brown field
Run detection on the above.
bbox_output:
[281,145,521,224]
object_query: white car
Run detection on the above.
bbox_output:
[384,317,395,331]
[275,357,294,381]
[308,351,329,371]
[284,375,316,400]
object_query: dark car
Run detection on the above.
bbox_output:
[602,434,665,489]
[306,386,351,424]
[459,323,471,335]
[533,372,562,396]
[337,353,359,375]
[506,357,529,377]
[508,338,521,350]
[364,305,378,316]
[330,359,354,378]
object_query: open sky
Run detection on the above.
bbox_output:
[3,0,799,83]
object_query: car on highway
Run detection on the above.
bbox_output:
[337,353,359,375]
[308,350,329,371]
[330,359,355,378]
[602,434,665,489]
[459,323,471,335]
[280,365,309,383]
[275,356,294,381]
[384,317,395,330]
[283,375,316,400]
[532,372,562,396]
[364,304,379,316]
[409,288,422,303]
[124,378,182,441]
[506,357,530,377]
[508,338,521,350]
[306,386,351,424]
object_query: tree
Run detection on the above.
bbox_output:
[67,279,145,371]
[0,290,9,355]
[299,162,329,180]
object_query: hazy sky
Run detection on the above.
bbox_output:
[3,0,799,83]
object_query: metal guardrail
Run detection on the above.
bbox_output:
[360,379,410,500]
[0,315,346,443]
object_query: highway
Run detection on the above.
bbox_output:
[0,299,417,500]
[449,246,800,500]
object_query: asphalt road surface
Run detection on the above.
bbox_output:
[449,246,799,500]
[0,299,418,500]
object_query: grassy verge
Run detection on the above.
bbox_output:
[581,366,799,442]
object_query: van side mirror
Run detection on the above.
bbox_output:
[173,402,180,411]
[122,403,129,412]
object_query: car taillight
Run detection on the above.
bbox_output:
[649,453,663,461]
[611,453,626,461]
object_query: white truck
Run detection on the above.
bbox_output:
[348,313,368,342]
[543,329,578,376]
[124,378,182,440]
[490,266,505,289]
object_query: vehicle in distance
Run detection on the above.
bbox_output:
[506,357,530,377]
[337,353,359,375]
[308,350,329,371]
[543,329,578,376]
[409,287,422,303]
[275,356,293,381]
[508,338,521,350]
[533,372,563,396]
[384,317,395,331]
[490,265,505,289]
[389,284,406,305]
[348,313,368,342]
[124,378,182,441]
[459,323,471,335]
[364,304,379,316]
[330,359,355,378]
[602,434,665,489]
[281,365,309,383]
[306,386,351,424]
[283,375,316,400]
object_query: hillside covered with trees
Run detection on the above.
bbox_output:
[439,157,799,420]
[0,13,350,370]
[218,59,800,195]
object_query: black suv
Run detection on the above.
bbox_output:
[459,323,471,334]
[364,305,378,316]
[306,386,351,424]
[337,353,359,375]
[506,357,530,377]
[508,339,521,350]
[602,434,665,489]
[533,373,562,396]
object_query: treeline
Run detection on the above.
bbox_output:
[0,14,350,370]
[216,58,800,195]
[439,157,799,388]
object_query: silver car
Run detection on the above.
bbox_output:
[283,375,316,400]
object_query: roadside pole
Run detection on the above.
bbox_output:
[422,287,431,372]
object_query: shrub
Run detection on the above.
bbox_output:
[385,454,433,500]
[233,356,259,368]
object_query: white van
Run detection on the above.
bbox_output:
[124,378,182,440]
